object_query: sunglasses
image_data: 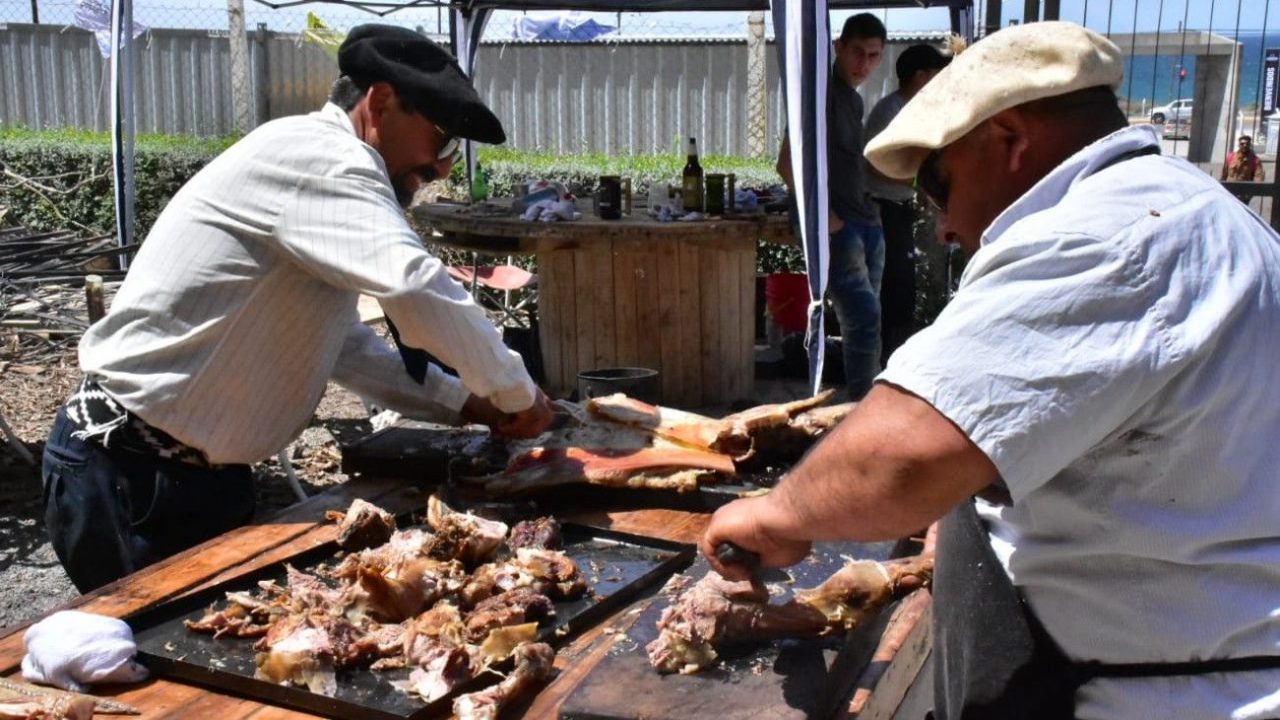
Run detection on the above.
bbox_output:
[916,148,949,213]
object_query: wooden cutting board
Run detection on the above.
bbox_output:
[559,540,901,720]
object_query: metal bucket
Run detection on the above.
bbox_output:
[577,367,660,404]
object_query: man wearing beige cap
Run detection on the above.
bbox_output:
[704,21,1280,719]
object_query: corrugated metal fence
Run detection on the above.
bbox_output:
[0,23,923,156]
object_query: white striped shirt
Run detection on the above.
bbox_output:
[80,103,536,465]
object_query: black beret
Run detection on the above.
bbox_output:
[339,24,505,144]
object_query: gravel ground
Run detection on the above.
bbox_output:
[0,339,381,633]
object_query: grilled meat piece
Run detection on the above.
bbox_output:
[184,600,272,638]
[465,588,555,641]
[402,644,483,703]
[647,554,934,674]
[426,495,508,566]
[452,642,555,720]
[460,549,587,606]
[507,517,563,551]
[327,498,397,551]
[481,447,732,496]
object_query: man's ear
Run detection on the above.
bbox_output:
[365,81,396,123]
[986,109,1033,175]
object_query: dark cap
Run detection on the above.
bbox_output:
[895,44,951,84]
[338,24,505,144]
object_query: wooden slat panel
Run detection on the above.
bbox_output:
[699,244,724,405]
[676,240,703,408]
[591,242,617,371]
[655,239,683,405]
[611,240,640,368]
[634,243,663,388]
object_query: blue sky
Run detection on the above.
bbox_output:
[7,0,1275,38]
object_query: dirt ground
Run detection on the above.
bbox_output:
[0,339,380,633]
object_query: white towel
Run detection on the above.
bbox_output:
[22,611,149,692]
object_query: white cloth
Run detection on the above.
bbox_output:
[79,103,537,465]
[864,91,915,202]
[22,611,149,692]
[882,125,1280,719]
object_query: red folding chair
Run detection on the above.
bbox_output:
[447,255,538,328]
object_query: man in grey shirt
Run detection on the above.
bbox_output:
[866,44,951,363]
[776,13,887,400]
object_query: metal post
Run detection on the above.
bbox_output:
[227,0,253,134]
[1023,0,1039,23]
[1042,0,1060,21]
[29,0,38,23]
[746,11,767,157]
[984,0,1001,37]
[1269,159,1280,231]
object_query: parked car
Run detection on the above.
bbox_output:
[1151,98,1192,125]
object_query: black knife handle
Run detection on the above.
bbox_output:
[715,541,761,571]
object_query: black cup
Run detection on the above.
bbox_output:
[598,176,622,220]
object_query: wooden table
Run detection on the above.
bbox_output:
[413,201,794,408]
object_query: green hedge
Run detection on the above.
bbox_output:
[0,128,236,237]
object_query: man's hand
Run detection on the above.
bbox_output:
[700,496,812,581]
[460,389,555,439]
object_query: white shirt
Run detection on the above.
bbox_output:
[80,103,536,465]
[882,125,1280,719]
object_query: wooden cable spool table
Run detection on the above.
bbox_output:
[412,201,795,408]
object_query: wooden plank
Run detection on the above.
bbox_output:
[699,244,724,406]
[634,243,663,390]
[655,239,683,405]
[573,248,596,394]
[536,251,566,397]
[848,591,933,720]
[739,247,758,402]
[720,245,743,402]
[676,240,703,408]
[612,240,640,369]
[591,242,617,372]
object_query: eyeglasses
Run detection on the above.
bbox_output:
[916,148,950,213]
[433,123,463,164]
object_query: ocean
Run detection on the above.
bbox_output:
[1118,29,1280,110]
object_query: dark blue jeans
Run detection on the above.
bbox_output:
[42,408,255,592]
[829,219,885,400]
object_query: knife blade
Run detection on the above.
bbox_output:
[0,676,140,715]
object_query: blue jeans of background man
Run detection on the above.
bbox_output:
[828,219,885,400]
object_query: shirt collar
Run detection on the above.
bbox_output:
[981,124,1162,247]
[318,102,358,138]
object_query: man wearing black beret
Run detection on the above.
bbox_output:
[41,24,553,592]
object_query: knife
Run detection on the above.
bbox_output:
[0,676,140,715]
[714,541,762,581]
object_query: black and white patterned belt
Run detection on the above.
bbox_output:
[62,375,218,468]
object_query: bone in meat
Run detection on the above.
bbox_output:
[0,696,94,720]
[326,498,398,551]
[452,642,555,720]
[465,587,555,641]
[647,553,933,674]
[587,391,836,461]
[480,446,734,496]
[403,644,483,703]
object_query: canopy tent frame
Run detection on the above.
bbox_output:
[108,0,973,397]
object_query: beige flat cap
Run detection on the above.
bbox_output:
[865,21,1124,179]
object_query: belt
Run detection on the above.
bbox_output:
[62,376,221,468]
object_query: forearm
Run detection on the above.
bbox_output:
[757,383,998,543]
[332,321,468,422]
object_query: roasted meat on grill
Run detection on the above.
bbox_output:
[647,554,934,674]
[507,517,563,551]
[326,497,398,551]
[426,495,509,565]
